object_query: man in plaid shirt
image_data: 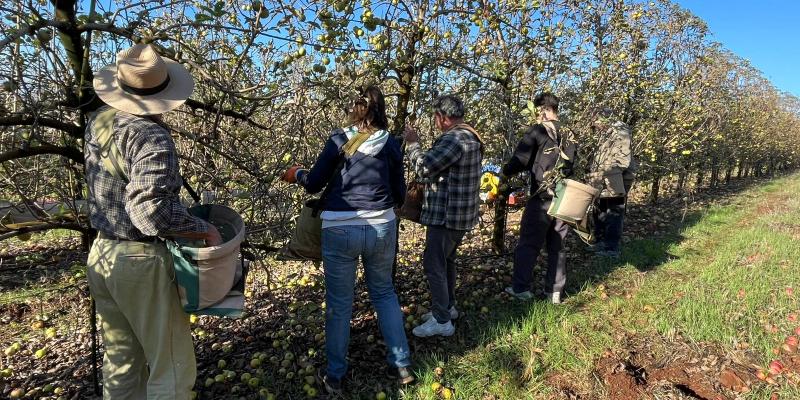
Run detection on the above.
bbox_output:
[85,44,220,399]
[403,95,483,337]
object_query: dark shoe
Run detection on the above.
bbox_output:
[387,366,416,385]
[317,369,343,397]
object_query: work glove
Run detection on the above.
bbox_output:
[281,165,306,183]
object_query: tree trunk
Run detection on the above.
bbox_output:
[676,173,686,192]
[725,165,733,184]
[649,175,661,204]
[492,195,507,254]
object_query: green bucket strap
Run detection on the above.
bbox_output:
[95,108,129,183]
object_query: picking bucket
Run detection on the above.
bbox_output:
[547,179,600,224]
[168,204,247,317]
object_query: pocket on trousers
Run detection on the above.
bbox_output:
[322,227,349,254]
[372,223,395,255]
[113,253,159,282]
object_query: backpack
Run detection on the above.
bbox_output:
[92,107,248,318]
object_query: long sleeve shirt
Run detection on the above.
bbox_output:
[406,125,483,231]
[502,121,576,197]
[84,106,207,240]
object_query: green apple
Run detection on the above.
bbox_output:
[34,348,48,359]
[36,28,53,42]
[376,391,387,400]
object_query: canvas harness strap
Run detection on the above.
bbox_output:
[95,108,129,183]
[93,109,201,203]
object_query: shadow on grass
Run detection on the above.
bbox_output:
[378,174,789,399]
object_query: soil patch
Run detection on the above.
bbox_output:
[586,335,761,400]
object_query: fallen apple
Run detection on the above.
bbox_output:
[756,369,768,381]
[769,360,784,375]
[442,387,453,399]
[34,348,48,359]
[376,391,387,400]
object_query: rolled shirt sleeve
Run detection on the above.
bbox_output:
[123,122,207,237]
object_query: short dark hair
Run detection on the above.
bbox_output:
[533,92,559,113]
[432,95,465,119]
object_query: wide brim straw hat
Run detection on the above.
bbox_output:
[93,44,194,116]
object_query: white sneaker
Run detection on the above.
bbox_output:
[545,292,562,304]
[412,318,455,337]
[420,306,459,322]
[504,287,533,300]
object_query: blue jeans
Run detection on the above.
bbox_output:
[321,221,411,380]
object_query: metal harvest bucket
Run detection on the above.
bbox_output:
[547,179,600,224]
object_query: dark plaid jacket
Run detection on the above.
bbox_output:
[84,106,207,240]
[406,125,483,231]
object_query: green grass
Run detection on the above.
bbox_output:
[404,173,800,399]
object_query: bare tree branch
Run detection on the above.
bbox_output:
[0,144,83,164]
[0,115,82,137]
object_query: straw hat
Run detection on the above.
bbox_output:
[93,44,194,115]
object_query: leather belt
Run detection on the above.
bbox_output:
[97,231,161,244]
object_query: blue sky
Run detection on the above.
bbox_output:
[676,0,800,97]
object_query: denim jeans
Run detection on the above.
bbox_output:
[321,221,411,380]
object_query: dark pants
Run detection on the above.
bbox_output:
[512,196,569,295]
[422,225,466,323]
[594,197,626,252]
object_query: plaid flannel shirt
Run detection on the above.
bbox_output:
[84,106,207,240]
[406,125,483,231]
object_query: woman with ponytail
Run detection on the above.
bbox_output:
[281,86,413,393]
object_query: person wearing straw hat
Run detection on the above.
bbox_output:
[586,107,637,258]
[501,92,576,305]
[85,43,221,399]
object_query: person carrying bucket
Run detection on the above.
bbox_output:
[500,92,577,304]
[586,107,637,258]
[85,44,222,399]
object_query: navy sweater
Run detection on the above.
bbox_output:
[296,129,406,212]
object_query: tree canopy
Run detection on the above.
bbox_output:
[2,0,799,244]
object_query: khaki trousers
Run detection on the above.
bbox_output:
[87,238,196,400]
